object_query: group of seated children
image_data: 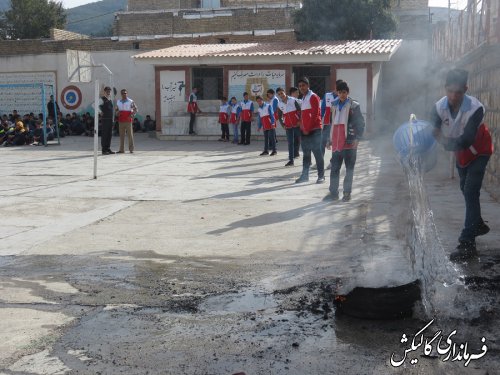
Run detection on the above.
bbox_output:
[1,112,56,146]
[0,110,156,147]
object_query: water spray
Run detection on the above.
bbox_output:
[394,115,459,317]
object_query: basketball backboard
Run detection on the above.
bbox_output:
[67,50,92,83]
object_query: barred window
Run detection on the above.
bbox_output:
[293,66,331,99]
[192,68,223,100]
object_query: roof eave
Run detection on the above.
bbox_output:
[132,52,398,65]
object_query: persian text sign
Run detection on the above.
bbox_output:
[160,70,186,120]
[228,70,285,100]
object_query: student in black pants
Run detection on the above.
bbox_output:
[239,92,254,145]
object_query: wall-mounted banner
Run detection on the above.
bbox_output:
[228,70,286,101]
[0,71,56,114]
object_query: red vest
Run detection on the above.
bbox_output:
[322,92,336,125]
[300,90,322,133]
[187,92,198,113]
[117,98,135,123]
[456,123,493,167]
[230,104,240,124]
[277,97,300,128]
[435,95,493,167]
[240,100,253,122]
[219,103,229,124]
[258,103,275,130]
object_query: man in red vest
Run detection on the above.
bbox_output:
[432,68,494,262]
[116,89,138,153]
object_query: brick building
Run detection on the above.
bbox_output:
[391,0,430,39]
[113,0,300,38]
[127,0,301,12]
[113,0,429,39]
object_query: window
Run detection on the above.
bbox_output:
[293,66,331,99]
[192,67,223,100]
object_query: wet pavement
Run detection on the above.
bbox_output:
[0,134,498,374]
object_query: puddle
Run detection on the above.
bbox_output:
[200,289,277,313]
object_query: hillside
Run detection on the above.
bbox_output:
[0,0,126,36]
[66,0,126,37]
[0,0,9,11]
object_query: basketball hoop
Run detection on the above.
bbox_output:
[66,49,113,179]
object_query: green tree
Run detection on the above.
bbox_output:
[294,0,397,41]
[1,0,66,39]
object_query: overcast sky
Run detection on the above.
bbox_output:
[60,0,470,10]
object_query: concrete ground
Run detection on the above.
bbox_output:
[0,133,498,375]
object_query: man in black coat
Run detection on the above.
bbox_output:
[47,95,60,120]
[99,87,115,154]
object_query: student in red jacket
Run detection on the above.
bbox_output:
[324,81,365,202]
[239,92,254,145]
[276,87,301,167]
[296,77,324,184]
[187,87,202,135]
[229,96,241,144]
[432,69,493,262]
[289,86,301,158]
[218,96,230,142]
[256,95,277,156]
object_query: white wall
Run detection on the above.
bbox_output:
[0,51,156,121]
[336,68,368,117]
[371,61,382,127]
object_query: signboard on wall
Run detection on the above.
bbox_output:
[0,71,56,115]
[228,70,286,101]
[160,70,186,120]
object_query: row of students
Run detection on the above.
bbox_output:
[217,77,365,202]
[218,93,255,145]
[218,96,242,143]
[254,77,365,202]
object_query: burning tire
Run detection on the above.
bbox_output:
[334,280,421,320]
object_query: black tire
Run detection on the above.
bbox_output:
[334,280,421,320]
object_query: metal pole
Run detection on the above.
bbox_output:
[110,75,115,123]
[52,85,60,145]
[93,79,99,179]
[86,60,113,179]
[41,84,47,147]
